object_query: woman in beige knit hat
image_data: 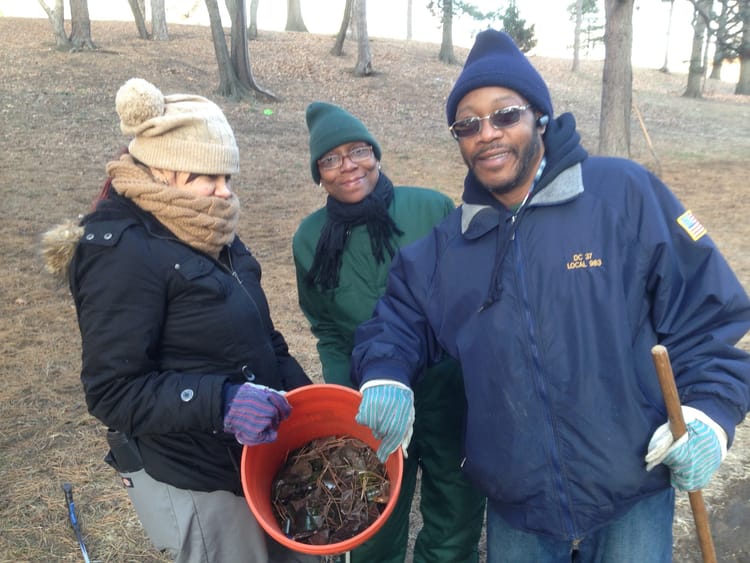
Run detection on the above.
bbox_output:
[44,78,318,563]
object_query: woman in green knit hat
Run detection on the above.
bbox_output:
[293,101,486,563]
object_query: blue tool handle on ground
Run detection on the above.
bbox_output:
[62,482,91,563]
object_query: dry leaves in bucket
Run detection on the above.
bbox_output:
[271,435,391,545]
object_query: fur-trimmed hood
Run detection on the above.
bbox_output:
[41,219,83,283]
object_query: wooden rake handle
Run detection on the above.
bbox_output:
[651,344,717,563]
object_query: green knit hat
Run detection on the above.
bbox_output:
[306,101,382,184]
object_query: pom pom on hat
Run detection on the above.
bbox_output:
[446,29,553,126]
[114,78,240,175]
[116,78,165,130]
[306,101,382,184]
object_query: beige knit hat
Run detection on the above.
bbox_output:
[115,78,240,175]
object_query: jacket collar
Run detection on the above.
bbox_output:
[460,163,584,235]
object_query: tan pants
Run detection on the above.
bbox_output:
[121,468,320,563]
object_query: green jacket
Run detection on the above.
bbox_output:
[293,186,455,387]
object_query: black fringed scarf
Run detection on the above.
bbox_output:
[305,172,404,291]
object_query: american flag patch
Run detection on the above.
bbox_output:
[676,210,707,241]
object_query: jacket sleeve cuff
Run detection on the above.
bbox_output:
[360,379,412,393]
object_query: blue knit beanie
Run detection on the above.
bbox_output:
[306,101,382,184]
[446,29,553,125]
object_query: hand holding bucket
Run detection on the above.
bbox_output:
[241,384,404,556]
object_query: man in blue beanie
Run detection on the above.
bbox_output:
[350,29,750,562]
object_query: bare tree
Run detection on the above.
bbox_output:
[183,0,202,19]
[431,0,502,64]
[349,0,359,40]
[684,0,750,96]
[332,0,354,56]
[439,0,457,64]
[126,0,168,41]
[285,0,308,32]
[38,0,96,50]
[248,0,259,40]
[737,0,750,94]
[598,0,633,157]
[37,0,70,49]
[684,0,711,98]
[353,0,372,76]
[710,0,731,79]
[569,0,602,72]
[69,0,96,50]
[205,0,276,101]
[572,0,584,72]
[127,0,151,39]
[407,0,413,41]
[659,0,675,73]
[151,0,169,41]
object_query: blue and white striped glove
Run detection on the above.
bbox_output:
[356,380,414,463]
[645,406,727,492]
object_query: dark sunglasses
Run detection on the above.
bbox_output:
[449,104,532,139]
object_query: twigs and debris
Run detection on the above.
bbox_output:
[271,436,390,545]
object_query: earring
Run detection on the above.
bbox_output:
[377,162,382,170]
[318,182,323,188]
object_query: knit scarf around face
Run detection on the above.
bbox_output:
[306,172,403,291]
[106,155,240,259]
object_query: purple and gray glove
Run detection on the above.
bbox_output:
[223,383,291,446]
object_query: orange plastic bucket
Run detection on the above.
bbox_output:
[241,383,404,556]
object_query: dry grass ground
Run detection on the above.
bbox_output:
[0,16,748,562]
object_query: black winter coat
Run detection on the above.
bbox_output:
[69,193,310,493]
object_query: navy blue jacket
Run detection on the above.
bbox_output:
[351,113,750,540]
[69,193,310,494]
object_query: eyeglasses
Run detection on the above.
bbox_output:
[317,145,374,170]
[449,104,532,139]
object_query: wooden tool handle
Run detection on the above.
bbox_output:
[651,345,688,440]
[651,344,717,563]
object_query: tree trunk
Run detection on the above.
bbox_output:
[151,0,169,41]
[229,0,276,99]
[205,0,246,100]
[285,0,308,32]
[349,0,358,40]
[438,0,457,64]
[248,0,259,40]
[353,0,372,76]
[407,0,412,41]
[684,0,710,98]
[206,0,276,101]
[38,0,71,48]
[572,0,583,72]
[659,0,674,73]
[331,0,354,56]
[69,0,96,50]
[184,0,202,19]
[127,0,150,39]
[709,0,729,79]
[737,0,750,95]
[598,0,633,157]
